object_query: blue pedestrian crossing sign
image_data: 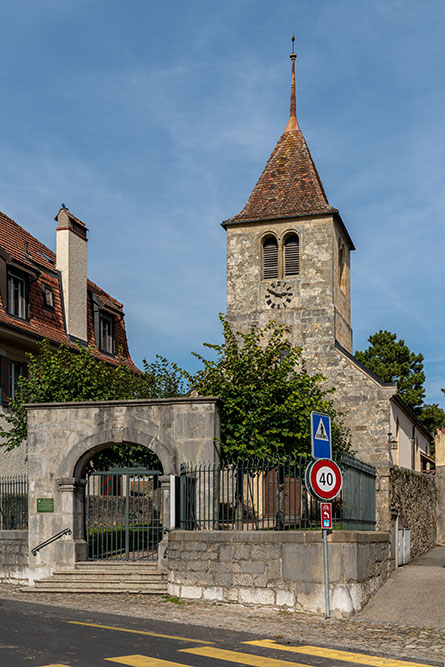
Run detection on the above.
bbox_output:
[310,411,332,459]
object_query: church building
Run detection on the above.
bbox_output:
[222,43,432,530]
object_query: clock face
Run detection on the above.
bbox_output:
[265,281,293,309]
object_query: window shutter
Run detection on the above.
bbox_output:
[284,235,299,276]
[0,257,6,309]
[263,238,278,279]
[0,356,10,407]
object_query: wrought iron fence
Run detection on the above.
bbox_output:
[178,456,376,532]
[0,475,28,529]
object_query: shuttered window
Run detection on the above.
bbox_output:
[284,234,299,276]
[7,269,28,319]
[0,357,24,406]
[0,356,10,407]
[99,312,114,355]
[263,237,278,279]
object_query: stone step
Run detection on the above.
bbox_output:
[22,584,167,594]
[19,562,168,594]
[37,573,167,583]
[74,561,159,572]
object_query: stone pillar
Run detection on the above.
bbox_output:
[57,478,88,562]
[157,475,171,567]
[376,466,392,533]
[435,431,445,545]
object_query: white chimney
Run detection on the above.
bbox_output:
[55,206,88,343]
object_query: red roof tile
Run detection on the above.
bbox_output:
[223,128,337,226]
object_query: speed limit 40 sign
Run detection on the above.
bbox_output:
[305,458,343,501]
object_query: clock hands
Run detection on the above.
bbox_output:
[267,288,290,298]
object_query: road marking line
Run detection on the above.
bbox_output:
[181,646,310,666]
[65,621,211,644]
[36,664,71,667]
[106,656,190,667]
[244,640,435,667]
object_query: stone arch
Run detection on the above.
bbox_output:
[65,428,176,480]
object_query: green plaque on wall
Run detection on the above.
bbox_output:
[37,498,54,513]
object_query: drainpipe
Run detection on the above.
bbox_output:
[411,424,416,470]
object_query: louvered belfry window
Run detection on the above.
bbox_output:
[284,234,299,276]
[263,237,278,279]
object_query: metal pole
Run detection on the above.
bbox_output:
[323,527,330,619]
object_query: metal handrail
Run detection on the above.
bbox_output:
[31,528,72,556]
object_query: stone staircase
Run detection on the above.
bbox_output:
[21,561,168,594]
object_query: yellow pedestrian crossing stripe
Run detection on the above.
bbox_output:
[106,657,189,667]
[245,640,433,667]
[39,641,439,667]
[66,620,211,643]
[181,646,310,666]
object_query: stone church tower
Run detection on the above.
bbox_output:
[223,45,354,363]
[222,44,398,531]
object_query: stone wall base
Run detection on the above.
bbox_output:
[168,530,391,618]
[0,530,29,584]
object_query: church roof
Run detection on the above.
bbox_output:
[222,43,339,227]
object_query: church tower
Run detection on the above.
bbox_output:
[223,40,355,365]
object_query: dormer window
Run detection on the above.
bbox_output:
[7,268,28,320]
[42,284,54,310]
[99,312,114,355]
[263,236,278,279]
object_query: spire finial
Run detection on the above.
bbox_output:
[285,35,299,133]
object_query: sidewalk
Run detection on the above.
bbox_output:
[356,545,445,629]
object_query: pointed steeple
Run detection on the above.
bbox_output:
[284,36,299,133]
[222,41,338,226]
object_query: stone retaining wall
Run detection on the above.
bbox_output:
[390,466,436,559]
[0,530,29,583]
[167,530,390,617]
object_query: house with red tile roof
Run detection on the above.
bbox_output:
[0,205,136,474]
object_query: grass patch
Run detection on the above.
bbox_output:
[161,594,187,604]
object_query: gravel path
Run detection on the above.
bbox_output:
[0,584,443,664]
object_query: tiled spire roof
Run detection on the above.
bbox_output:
[223,42,337,226]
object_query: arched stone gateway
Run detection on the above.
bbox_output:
[25,397,220,581]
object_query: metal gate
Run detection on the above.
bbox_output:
[86,468,162,561]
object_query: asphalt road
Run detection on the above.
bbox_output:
[0,598,442,667]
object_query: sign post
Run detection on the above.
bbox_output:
[305,456,342,620]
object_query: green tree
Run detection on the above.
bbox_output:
[420,402,445,437]
[0,340,186,468]
[186,316,351,460]
[355,330,425,413]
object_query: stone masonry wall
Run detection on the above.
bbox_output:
[390,466,437,559]
[168,530,390,618]
[0,530,29,583]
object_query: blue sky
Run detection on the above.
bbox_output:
[1,1,444,406]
